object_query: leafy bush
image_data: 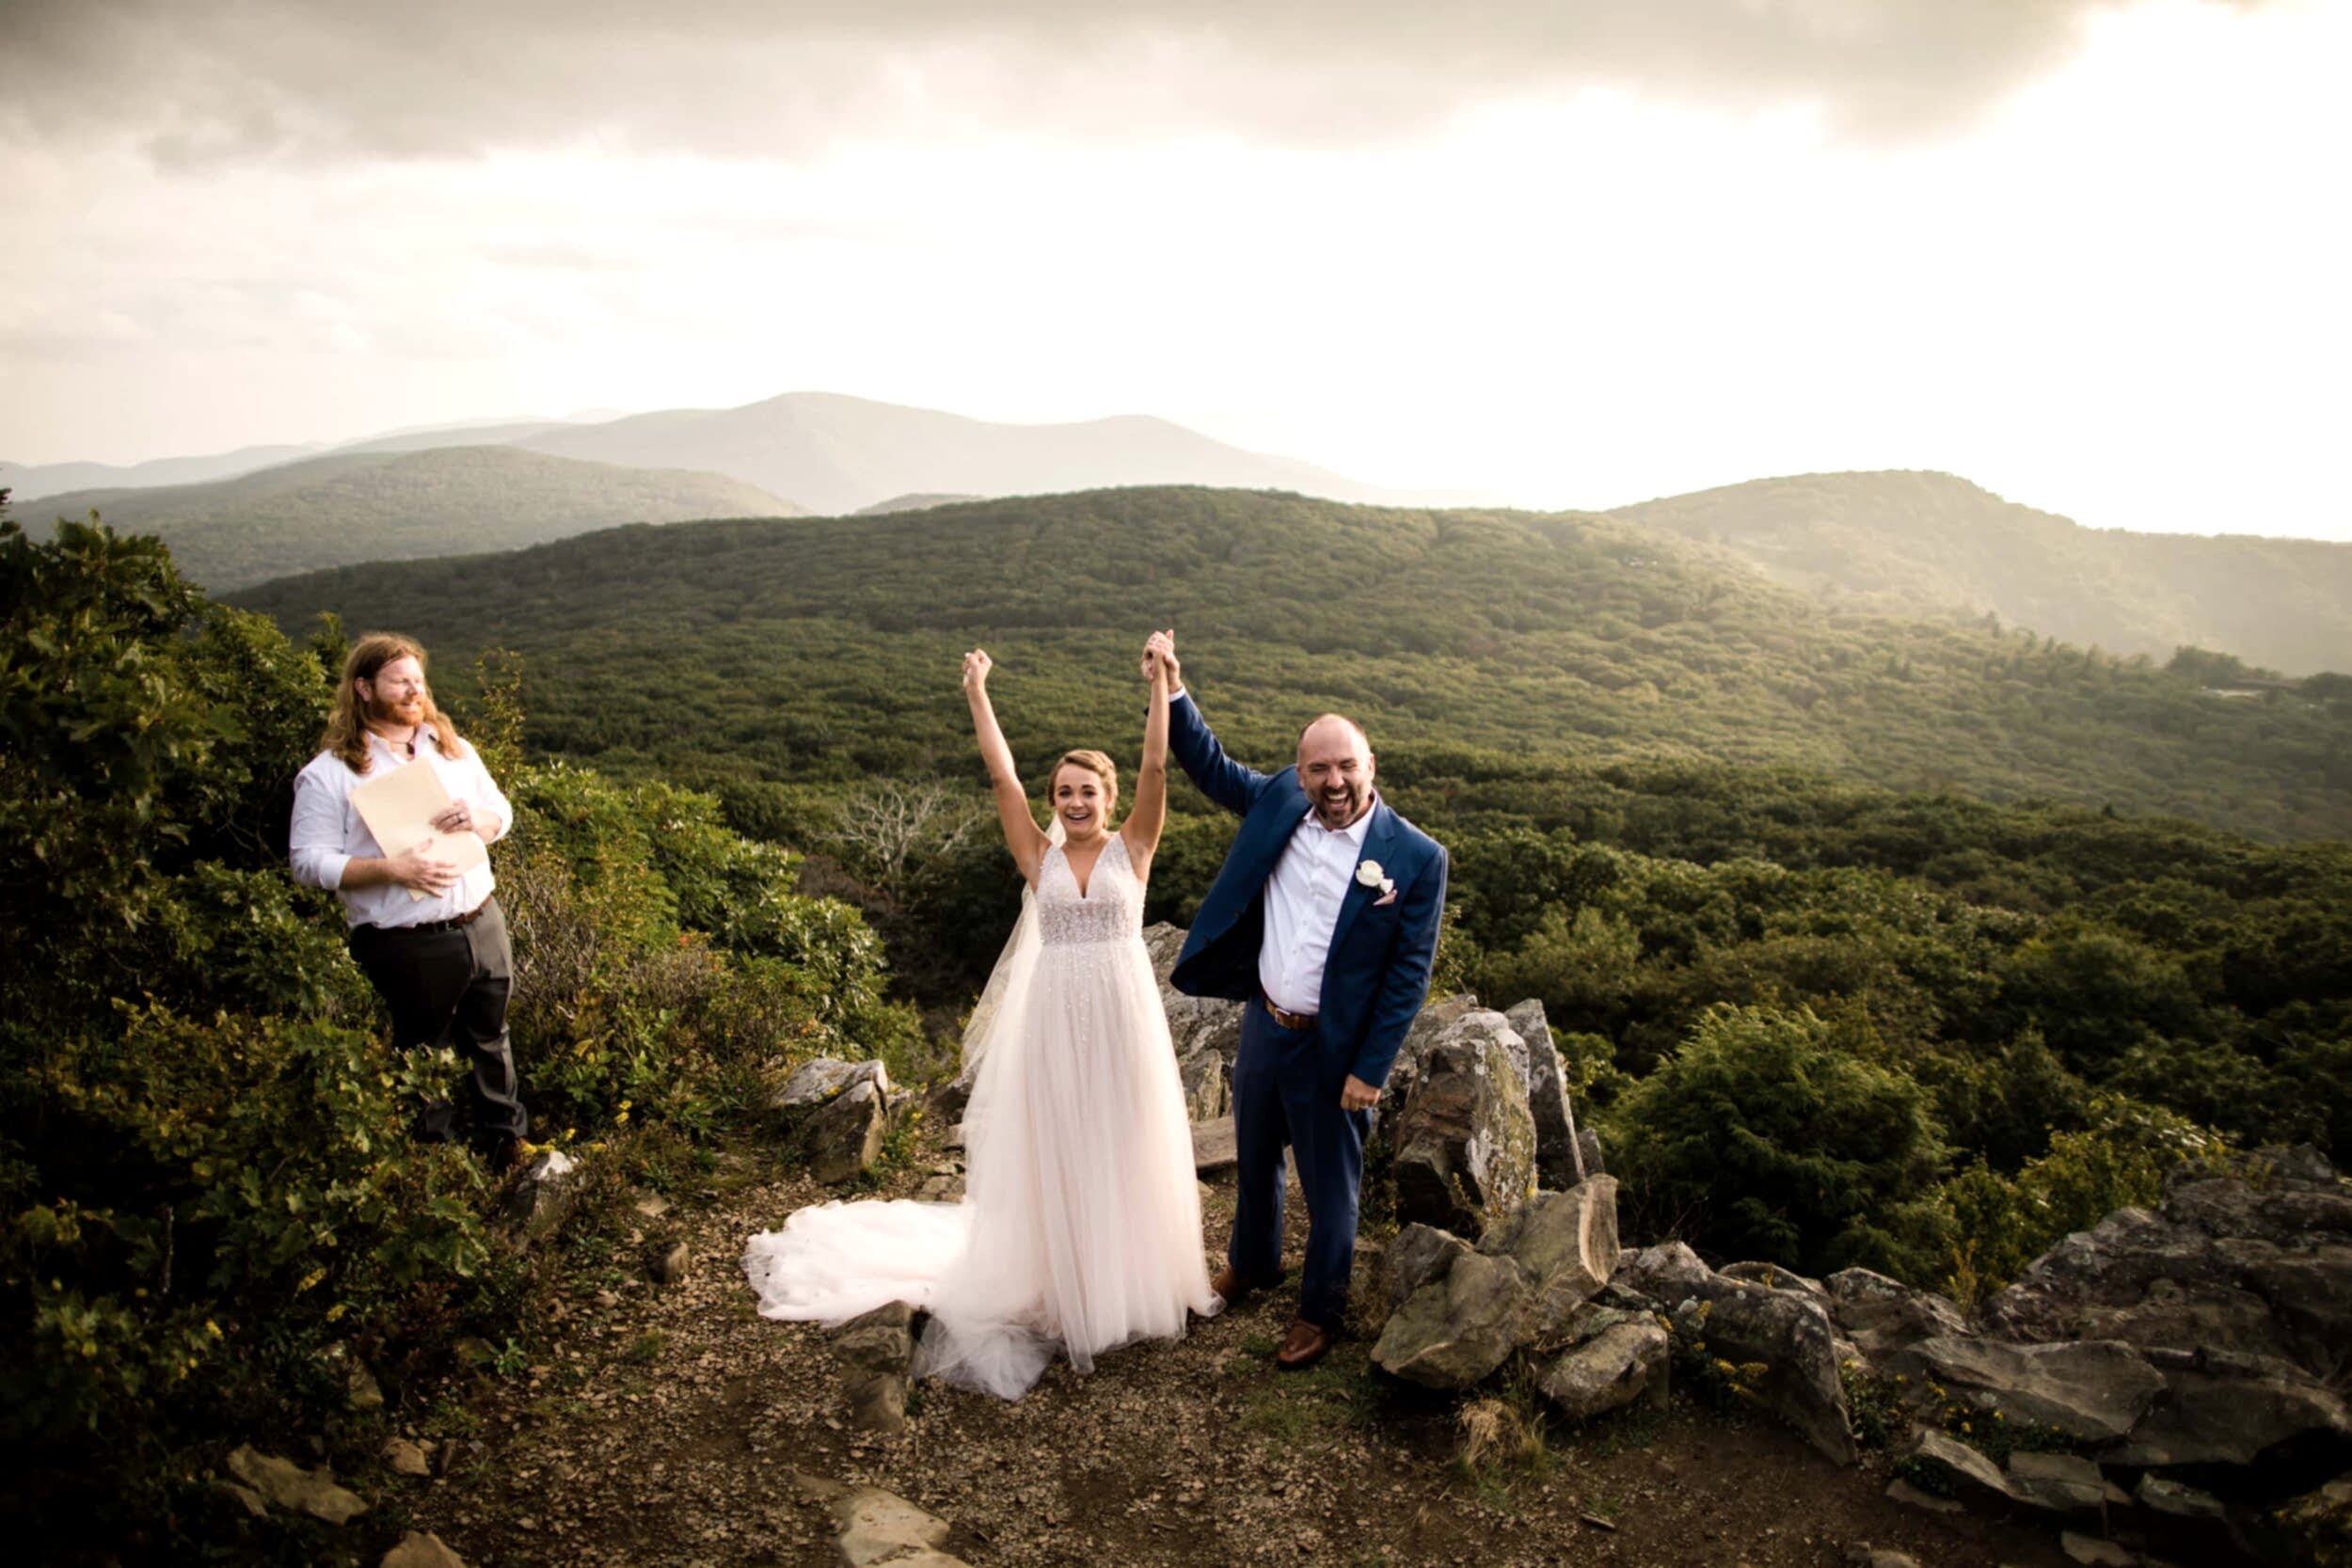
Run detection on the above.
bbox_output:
[1930,1094,2224,1301]
[1604,1004,1947,1276]
[0,509,914,1555]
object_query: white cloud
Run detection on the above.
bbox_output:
[0,0,2343,543]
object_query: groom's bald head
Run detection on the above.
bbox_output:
[1298,713,1375,830]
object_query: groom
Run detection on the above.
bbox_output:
[1146,631,1448,1370]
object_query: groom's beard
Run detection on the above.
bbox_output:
[1313,782,1372,831]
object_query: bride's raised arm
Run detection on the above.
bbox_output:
[964,649,1052,884]
[1121,641,1171,879]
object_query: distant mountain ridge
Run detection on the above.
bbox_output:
[230,486,2352,843]
[1613,471,2352,675]
[507,391,1402,515]
[0,442,324,501]
[29,446,798,591]
[20,400,2351,673]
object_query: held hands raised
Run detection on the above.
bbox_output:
[962,648,993,693]
[1141,629,1180,688]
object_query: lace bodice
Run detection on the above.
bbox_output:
[1036,834,1143,947]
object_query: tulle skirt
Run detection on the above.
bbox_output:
[742,934,1217,1399]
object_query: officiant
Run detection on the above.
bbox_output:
[289,632,529,1169]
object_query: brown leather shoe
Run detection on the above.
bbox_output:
[1275,1317,1335,1371]
[1211,1264,1277,1305]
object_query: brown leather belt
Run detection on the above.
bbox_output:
[367,899,491,937]
[1258,990,1317,1033]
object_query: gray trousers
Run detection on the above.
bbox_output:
[349,895,528,1149]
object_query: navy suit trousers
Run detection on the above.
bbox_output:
[1228,995,1372,1333]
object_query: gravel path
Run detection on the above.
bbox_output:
[388,1143,2079,1568]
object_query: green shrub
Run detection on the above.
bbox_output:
[0,512,915,1555]
[1604,1003,1947,1276]
[1930,1093,2223,1301]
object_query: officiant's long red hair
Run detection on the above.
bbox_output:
[323,632,469,773]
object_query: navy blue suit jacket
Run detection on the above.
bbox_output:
[1165,691,1448,1089]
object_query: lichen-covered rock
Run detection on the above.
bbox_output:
[497,1147,582,1246]
[797,1067,891,1185]
[833,1300,915,1434]
[223,1445,369,1526]
[1503,999,1587,1190]
[2109,1366,2352,1468]
[1721,1260,1828,1299]
[1145,922,1246,1067]
[1480,1177,1619,1333]
[1536,1304,1669,1420]
[1383,993,1483,1099]
[1621,1242,1858,1465]
[2273,1472,2352,1568]
[1176,1043,1229,1123]
[771,1056,881,1113]
[2004,1450,2126,1515]
[1987,1151,2352,1385]
[1886,1336,2163,1444]
[2133,1474,2225,1520]
[1386,1019,1537,1236]
[1896,1427,2013,1508]
[1384,1223,1472,1314]
[1372,1249,1532,1390]
[1823,1268,1971,1366]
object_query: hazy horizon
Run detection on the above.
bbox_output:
[4,0,2348,541]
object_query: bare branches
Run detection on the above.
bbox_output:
[823,779,985,900]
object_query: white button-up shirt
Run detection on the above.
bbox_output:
[289,726,512,928]
[1259,799,1375,1016]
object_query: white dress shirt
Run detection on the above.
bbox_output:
[289,726,512,928]
[1259,800,1375,1016]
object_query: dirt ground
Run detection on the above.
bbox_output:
[380,1143,2086,1568]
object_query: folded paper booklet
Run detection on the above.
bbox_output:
[351,757,488,901]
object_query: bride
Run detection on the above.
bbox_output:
[741,641,1218,1398]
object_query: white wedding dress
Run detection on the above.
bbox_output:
[741,832,1218,1399]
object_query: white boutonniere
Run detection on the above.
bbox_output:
[1357,859,1396,899]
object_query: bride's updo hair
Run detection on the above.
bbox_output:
[1049,749,1119,814]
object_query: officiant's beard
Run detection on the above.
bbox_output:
[365,692,426,731]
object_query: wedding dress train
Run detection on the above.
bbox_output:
[741,833,1218,1399]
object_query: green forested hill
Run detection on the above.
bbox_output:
[30,444,801,590]
[1613,470,2352,675]
[231,486,2352,841]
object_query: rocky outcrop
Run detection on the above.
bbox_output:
[1372,1247,1534,1389]
[1373,1176,1618,1391]
[775,1058,894,1184]
[1883,1336,2163,1444]
[1973,1146,2352,1482]
[1144,923,1243,1117]
[1823,1267,1969,1365]
[1478,1178,1621,1335]
[833,1301,916,1434]
[1383,1013,1538,1235]
[793,1470,969,1568]
[1175,1045,1228,1123]
[1618,1242,1859,1465]
[1536,1304,1669,1420]
[381,1534,468,1568]
[497,1147,582,1247]
[1503,999,1589,1189]
[1383,1223,1472,1314]
[221,1445,369,1526]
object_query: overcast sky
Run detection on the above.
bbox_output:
[3,0,2346,539]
